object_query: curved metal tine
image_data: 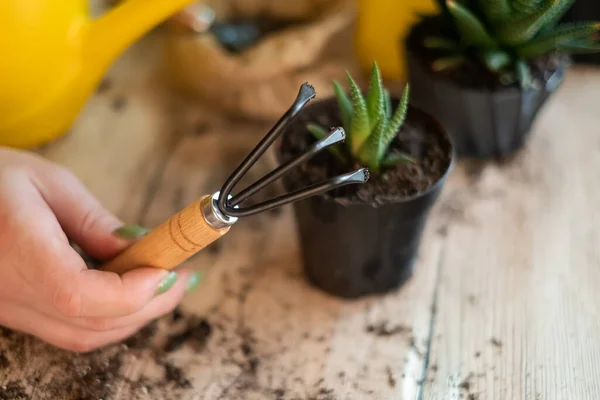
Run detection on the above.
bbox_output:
[229,127,346,207]
[217,83,316,215]
[222,168,370,217]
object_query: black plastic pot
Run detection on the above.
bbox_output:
[404,19,567,159]
[562,1,600,65]
[276,98,453,299]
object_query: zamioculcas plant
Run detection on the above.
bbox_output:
[425,0,600,87]
[304,62,414,174]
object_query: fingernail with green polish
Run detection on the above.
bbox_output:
[114,224,149,239]
[186,271,202,293]
[156,271,178,295]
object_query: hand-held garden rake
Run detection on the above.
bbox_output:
[101,83,369,275]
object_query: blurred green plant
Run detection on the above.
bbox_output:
[307,62,414,174]
[424,0,600,87]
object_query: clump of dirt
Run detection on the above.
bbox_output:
[365,322,411,337]
[0,381,28,400]
[0,351,9,370]
[0,306,214,399]
[164,317,212,353]
[162,361,192,388]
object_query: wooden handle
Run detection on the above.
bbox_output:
[101,196,230,275]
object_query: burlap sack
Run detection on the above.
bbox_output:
[161,0,355,120]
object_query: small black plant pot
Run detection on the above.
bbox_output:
[276,97,454,299]
[404,18,567,159]
[562,1,600,66]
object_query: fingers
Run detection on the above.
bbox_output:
[52,260,193,319]
[31,164,140,260]
[1,173,191,321]
[0,300,148,353]
[58,270,198,332]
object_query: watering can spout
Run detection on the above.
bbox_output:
[85,0,203,74]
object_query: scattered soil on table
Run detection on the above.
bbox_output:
[0,306,215,399]
[0,351,9,370]
[162,361,192,388]
[164,316,212,353]
[111,96,127,112]
[0,381,28,400]
[278,100,452,206]
[365,322,411,337]
[406,15,569,91]
[490,337,503,348]
[459,373,473,391]
[386,366,396,388]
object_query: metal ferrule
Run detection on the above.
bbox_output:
[201,192,238,229]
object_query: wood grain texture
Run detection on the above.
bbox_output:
[101,196,230,274]
[0,16,437,400]
[1,2,600,398]
[421,67,600,400]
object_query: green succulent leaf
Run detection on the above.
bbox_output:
[332,80,352,133]
[480,0,511,23]
[556,39,600,53]
[384,89,392,120]
[497,0,576,45]
[358,84,410,172]
[381,152,416,167]
[346,71,370,153]
[512,0,543,16]
[481,50,512,71]
[516,59,533,88]
[423,36,460,50]
[517,22,600,57]
[383,84,410,150]
[357,115,388,171]
[446,0,498,49]
[432,55,468,71]
[366,62,385,126]
[306,123,348,164]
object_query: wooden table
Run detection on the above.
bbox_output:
[1,25,600,400]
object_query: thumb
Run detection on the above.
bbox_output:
[33,166,148,260]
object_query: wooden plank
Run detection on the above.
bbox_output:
[0,17,443,400]
[421,66,600,400]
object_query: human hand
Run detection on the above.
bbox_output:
[0,147,202,352]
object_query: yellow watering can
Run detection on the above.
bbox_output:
[354,0,439,81]
[0,0,204,149]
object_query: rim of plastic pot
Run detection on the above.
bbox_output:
[402,17,570,96]
[277,98,456,208]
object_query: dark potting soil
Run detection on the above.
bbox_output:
[406,16,568,90]
[164,316,213,353]
[279,99,452,205]
[0,381,28,400]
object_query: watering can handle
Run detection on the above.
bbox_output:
[101,195,230,275]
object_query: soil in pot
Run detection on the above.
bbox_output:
[404,16,568,159]
[277,97,453,298]
[406,16,566,91]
